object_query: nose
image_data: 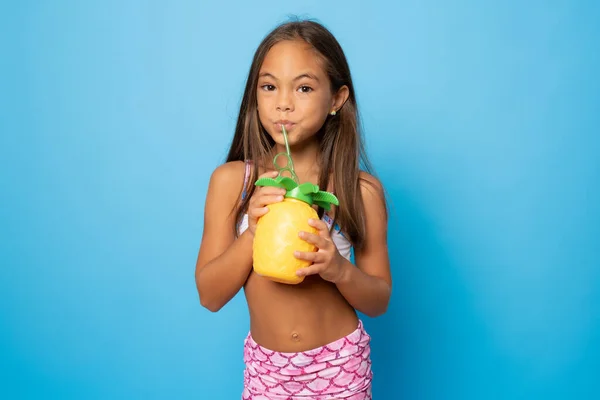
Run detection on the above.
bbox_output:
[276,88,294,113]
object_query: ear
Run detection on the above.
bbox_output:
[331,85,350,114]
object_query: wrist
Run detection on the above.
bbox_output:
[334,256,352,285]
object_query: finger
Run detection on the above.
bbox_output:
[250,188,285,204]
[294,250,325,263]
[255,194,285,207]
[308,218,331,237]
[248,207,269,219]
[296,264,323,277]
[258,170,280,179]
[299,231,330,249]
[257,187,287,197]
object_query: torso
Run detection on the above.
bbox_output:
[238,161,359,352]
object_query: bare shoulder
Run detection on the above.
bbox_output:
[209,161,246,189]
[358,171,386,207]
[210,160,246,183]
[207,161,245,209]
[358,171,383,189]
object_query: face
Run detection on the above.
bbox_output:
[256,39,348,147]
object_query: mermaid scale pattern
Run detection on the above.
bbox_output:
[242,321,372,399]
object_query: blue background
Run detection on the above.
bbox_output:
[1,1,599,398]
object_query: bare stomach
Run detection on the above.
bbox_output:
[243,271,358,353]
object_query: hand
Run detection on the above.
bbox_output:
[247,170,286,236]
[294,218,346,283]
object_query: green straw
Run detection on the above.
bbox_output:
[273,125,299,183]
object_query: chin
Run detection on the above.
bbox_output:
[268,127,296,143]
[273,135,295,146]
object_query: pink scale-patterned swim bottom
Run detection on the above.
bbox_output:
[242,320,372,399]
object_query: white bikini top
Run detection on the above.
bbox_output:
[237,161,353,261]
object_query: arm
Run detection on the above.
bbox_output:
[195,163,284,312]
[195,162,253,312]
[335,174,391,317]
[295,173,391,317]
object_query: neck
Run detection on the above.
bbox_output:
[271,137,320,183]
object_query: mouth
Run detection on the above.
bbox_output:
[274,120,295,131]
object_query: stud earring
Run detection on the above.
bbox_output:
[330,110,337,116]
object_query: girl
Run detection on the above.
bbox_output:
[195,20,391,399]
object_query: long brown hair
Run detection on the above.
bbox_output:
[226,19,377,250]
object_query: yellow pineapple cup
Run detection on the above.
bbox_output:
[252,127,339,284]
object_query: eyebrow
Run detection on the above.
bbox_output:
[258,72,320,82]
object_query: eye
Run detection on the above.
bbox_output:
[298,85,313,93]
[260,84,276,91]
